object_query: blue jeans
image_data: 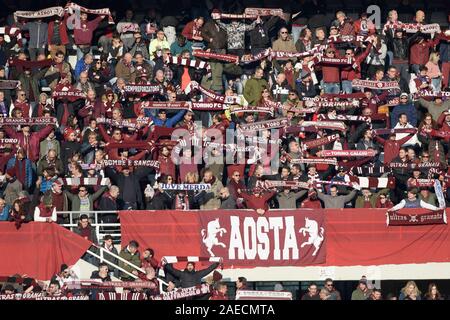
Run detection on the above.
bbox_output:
[410,64,421,75]
[341,80,353,94]
[323,82,340,94]
[431,78,442,92]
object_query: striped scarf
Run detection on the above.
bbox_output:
[165,56,211,78]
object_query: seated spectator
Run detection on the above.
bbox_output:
[119,240,141,281]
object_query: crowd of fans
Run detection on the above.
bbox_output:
[0,2,448,225]
[0,0,449,299]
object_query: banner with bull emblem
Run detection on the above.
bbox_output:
[198,211,326,266]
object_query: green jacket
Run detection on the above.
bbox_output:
[118,247,141,280]
[355,189,389,208]
[64,186,106,211]
[243,77,268,105]
[351,288,372,300]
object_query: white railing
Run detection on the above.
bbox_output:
[57,211,121,244]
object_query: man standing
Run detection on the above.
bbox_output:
[301,283,320,300]
[164,259,221,288]
[316,185,359,209]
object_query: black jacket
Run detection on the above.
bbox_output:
[61,141,81,174]
[164,262,220,288]
[386,33,409,61]
[248,17,279,49]
[105,166,153,209]
[220,196,237,209]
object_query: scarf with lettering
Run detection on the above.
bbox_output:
[317,114,370,123]
[52,87,86,101]
[304,99,360,109]
[0,80,20,90]
[230,105,274,116]
[321,150,376,157]
[66,2,114,24]
[240,118,289,133]
[8,58,53,71]
[14,7,64,21]
[255,180,311,190]
[159,183,211,191]
[150,284,212,301]
[413,90,450,100]
[290,158,338,165]
[286,121,347,133]
[102,159,160,169]
[124,84,161,94]
[384,22,441,34]
[192,50,239,64]
[373,128,417,135]
[388,162,443,169]
[96,117,153,129]
[351,79,400,90]
[185,81,241,104]
[0,117,57,126]
[302,134,339,150]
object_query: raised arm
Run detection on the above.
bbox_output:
[195,262,220,278]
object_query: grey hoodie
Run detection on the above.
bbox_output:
[23,21,48,49]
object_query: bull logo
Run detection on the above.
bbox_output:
[299,217,325,256]
[201,218,227,257]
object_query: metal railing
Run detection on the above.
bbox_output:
[57,211,121,244]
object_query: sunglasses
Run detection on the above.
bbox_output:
[345,52,352,55]
[281,31,288,34]
[327,51,335,54]
[79,189,87,192]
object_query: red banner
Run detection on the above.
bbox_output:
[387,210,447,226]
[120,209,450,268]
[0,223,92,280]
[120,210,325,267]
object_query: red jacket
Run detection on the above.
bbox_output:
[409,37,440,65]
[241,191,275,212]
[341,43,372,81]
[48,15,69,45]
[182,21,202,41]
[374,133,416,164]
[74,16,103,45]
[158,154,176,179]
[3,125,53,162]
[301,199,322,209]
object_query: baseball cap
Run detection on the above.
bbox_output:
[400,92,409,98]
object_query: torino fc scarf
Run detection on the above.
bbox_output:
[0,80,20,90]
[351,79,400,90]
[192,50,239,64]
[185,81,242,104]
[304,99,360,109]
[302,134,339,150]
[14,7,65,21]
[66,2,115,24]
[96,117,153,129]
[8,58,53,70]
[317,114,370,123]
[66,280,157,290]
[321,150,376,158]
[140,101,228,111]
[0,117,57,125]
[373,128,417,135]
[165,55,212,77]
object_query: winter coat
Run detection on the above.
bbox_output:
[317,190,357,209]
[23,21,48,49]
[115,59,135,83]
[277,190,307,209]
[4,126,53,162]
[243,77,269,105]
[249,17,279,49]
[164,263,220,288]
[220,196,237,209]
[200,178,224,210]
[118,247,141,280]
[201,20,227,50]
[390,102,417,128]
[63,186,107,211]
